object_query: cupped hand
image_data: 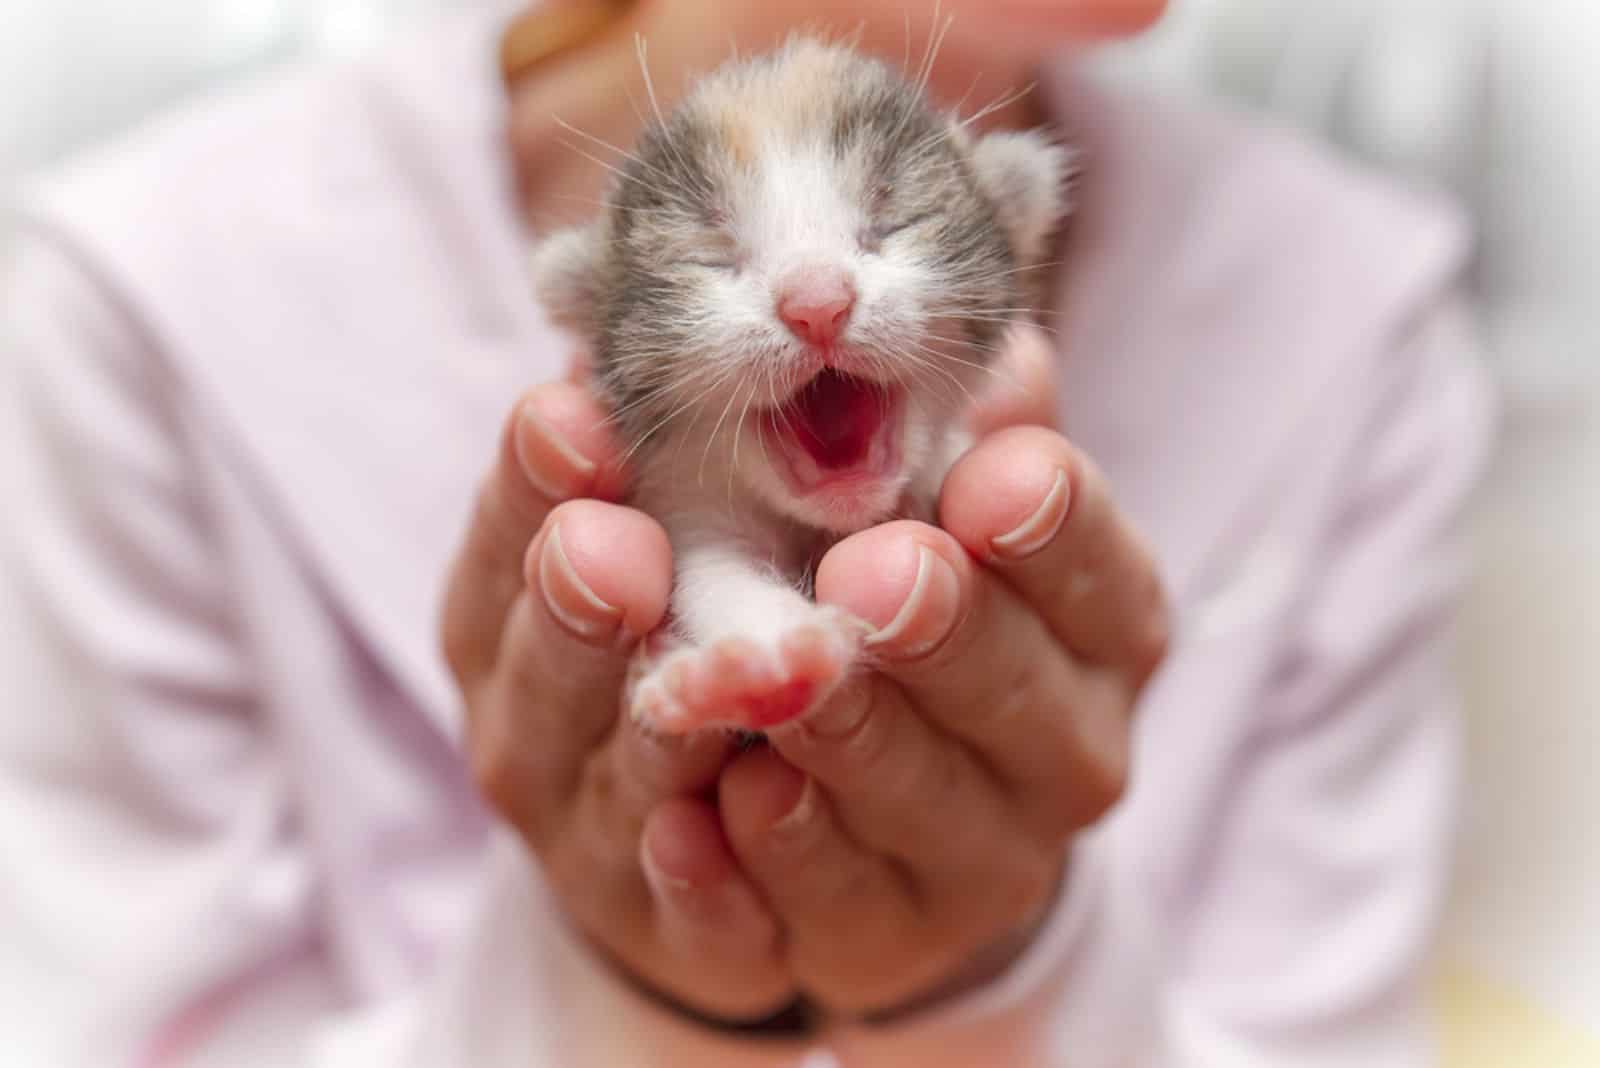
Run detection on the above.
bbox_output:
[440,379,797,1021]
[440,331,1169,1024]
[716,331,1170,1017]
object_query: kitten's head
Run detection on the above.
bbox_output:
[534,36,1072,532]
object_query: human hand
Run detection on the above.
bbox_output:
[710,330,1170,1016]
[441,333,1168,1023]
[440,376,800,1021]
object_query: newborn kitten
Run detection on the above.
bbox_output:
[532,36,1071,734]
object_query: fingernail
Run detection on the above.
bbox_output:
[788,680,871,741]
[990,469,1070,561]
[641,836,695,895]
[864,546,961,659]
[540,523,623,642]
[770,774,817,836]
[516,403,596,501]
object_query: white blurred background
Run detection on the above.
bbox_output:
[0,0,451,180]
[3,0,1597,1060]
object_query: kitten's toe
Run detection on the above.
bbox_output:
[639,611,866,734]
[627,662,689,733]
[780,606,867,684]
[685,638,777,708]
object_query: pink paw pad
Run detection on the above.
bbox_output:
[629,614,862,734]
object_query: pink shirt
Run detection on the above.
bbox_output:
[0,7,1494,1066]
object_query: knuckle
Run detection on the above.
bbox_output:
[1025,721,1128,840]
[440,618,476,687]
[1026,782,1080,845]
[828,684,898,778]
[906,740,967,814]
[978,652,1048,737]
[1070,449,1106,499]
[492,430,558,534]
[785,679,891,776]
[1075,727,1132,825]
[1076,752,1129,825]
[440,598,507,689]
[761,804,833,869]
[544,829,636,937]
[1130,618,1170,686]
[824,857,888,906]
[1129,579,1173,684]
[469,724,527,827]
[982,850,1060,931]
[465,693,557,847]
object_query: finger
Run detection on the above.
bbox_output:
[546,797,791,1023]
[441,381,625,690]
[469,499,670,844]
[562,715,738,889]
[640,800,779,956]
[634,799,792,1019]
[816,523,1131,835]
[939,426,1170,683]
[719,748,937,1015]
[969,324,1060,436]
[766,677,1044,889]
[494,501,739,873]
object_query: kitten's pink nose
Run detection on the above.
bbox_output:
[777,269,856,347]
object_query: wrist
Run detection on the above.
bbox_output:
[608,961,818,1039]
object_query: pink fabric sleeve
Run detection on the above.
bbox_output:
[0,231,325,1066]
[1146,298,1494,1066]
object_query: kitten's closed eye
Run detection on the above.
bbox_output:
[684,254,742,271]
[862,211,936,252]
[680,232,745,272]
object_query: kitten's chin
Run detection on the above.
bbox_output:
[751,468,908,534]
[761,467,909,534]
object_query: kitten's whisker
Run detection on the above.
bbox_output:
[918,5,954,100]
[958,80,1038,130]
[553,138,677,201]
[886,348,970,408]
[601,362,724,426]
[634,34,711,200]
[985,259,1068,279]
[619,381,722,466]
[699,370,745,487]
[901,9,913,78]
[551,116,668,181]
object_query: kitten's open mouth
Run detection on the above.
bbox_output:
[766,369,900,491]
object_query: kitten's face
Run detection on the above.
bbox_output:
[534,38,1070,532]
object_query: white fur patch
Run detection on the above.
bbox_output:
[530,223,605,334]
[969,130,1077,267]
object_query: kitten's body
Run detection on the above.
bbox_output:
[533,37,1070,733]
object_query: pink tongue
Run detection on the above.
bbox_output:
[787,370,882,469]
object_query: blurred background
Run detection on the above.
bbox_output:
[3,1,1596,1062]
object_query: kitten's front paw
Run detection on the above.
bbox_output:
[628,608,867,734]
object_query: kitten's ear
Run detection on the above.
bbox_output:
[530,222,608,338]
[969,129,1076,267]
